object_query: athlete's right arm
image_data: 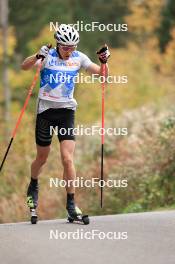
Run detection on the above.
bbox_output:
[21,54,38,70]
[21,45,50,70]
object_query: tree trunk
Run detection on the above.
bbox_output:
[0,0,10,136]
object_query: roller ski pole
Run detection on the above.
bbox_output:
[27,179,39,224]
[67,206,90,225]
[96,44,109,208]
[0,44,52,174]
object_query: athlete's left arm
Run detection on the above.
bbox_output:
[86,45,110,76]
[86,63,109,77]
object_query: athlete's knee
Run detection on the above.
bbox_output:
[36,153,49,166]
[62,156,73,169]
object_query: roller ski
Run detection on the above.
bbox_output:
[27,178,38,224]
[66,193,89,225]
[28,207,38,224]
[67,205,89,225]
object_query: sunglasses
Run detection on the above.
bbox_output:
[58,44,77,51]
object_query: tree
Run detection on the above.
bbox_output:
[9,0,129,58]
[126,0,164,46]
[0,0,10,132]
[158,0,175,52]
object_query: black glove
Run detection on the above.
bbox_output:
[36,44,52,60]
[96,44,110,64]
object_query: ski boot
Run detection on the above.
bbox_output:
[67,206,90,225]
[27,180,38,224]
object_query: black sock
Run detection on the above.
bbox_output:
[67,193,75,209]
[67,193,74,202]
[30,177,38,188]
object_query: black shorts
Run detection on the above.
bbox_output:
[35,108,75,146]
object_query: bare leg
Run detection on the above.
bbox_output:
[60,140,76,194]
[27,145,50,210]
[31,145,50,179]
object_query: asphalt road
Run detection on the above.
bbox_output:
[0,211,175,264]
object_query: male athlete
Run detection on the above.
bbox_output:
[21,24,110,222]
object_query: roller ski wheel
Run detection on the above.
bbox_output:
[27,181,39,224]
[30,208,38,224]
[68,214,90,225]
[27,196,38,224]
[67,206,90,225]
